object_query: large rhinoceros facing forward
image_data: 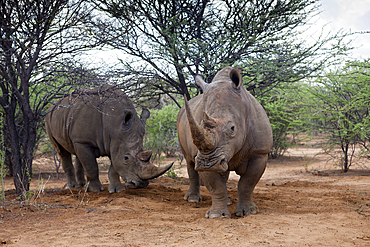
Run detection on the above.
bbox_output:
[177,67,273,218]
[45,85,172,192]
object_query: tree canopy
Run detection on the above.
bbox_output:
[91,0,353,106]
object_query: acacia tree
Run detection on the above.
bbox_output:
[256,81,310,158]
[310,60,370,172]
[0,0,104,197]
[91,0,352,106]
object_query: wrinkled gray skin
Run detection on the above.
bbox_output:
[45,85,172,192]
[177,67,273,218]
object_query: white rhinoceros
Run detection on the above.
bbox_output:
[45,85,172,192]
[177,67,272,218]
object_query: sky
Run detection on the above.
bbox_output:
[86,0,370,66]
[316,0,370,59]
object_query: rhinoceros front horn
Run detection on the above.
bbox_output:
[184,96,216,153]
[137,151,174,180]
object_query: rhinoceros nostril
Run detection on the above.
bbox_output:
[220,159,228,169]
[126,181,136,188]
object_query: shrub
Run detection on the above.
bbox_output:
[144,104,180,161]
[309,60,370,172]
[256,82,309,158]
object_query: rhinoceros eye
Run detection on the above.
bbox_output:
[228,123,236,137]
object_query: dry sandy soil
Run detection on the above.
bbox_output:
[1,146,370,246]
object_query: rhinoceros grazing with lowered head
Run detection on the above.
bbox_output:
[45,85,173,192]
[177,67,273,218]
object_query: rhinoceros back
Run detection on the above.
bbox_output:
[45,85,137,157]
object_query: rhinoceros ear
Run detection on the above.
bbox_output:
[195,75,208,91]
[230,68,242,90]
[123,111,134,129]
[140,108,150,124]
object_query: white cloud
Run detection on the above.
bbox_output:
[355,10,370,30]
[315,0,370,59]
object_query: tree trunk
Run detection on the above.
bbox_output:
[0,116,13,176]
[342,143,349,172]
[8,119,29,195]
[5,149,13,176]
[6,104,36,198]
[176,68,190,101]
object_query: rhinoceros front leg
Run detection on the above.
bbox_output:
[184,160,202,202]
[236,155,267,217]
[108,164,126,193]
[74,143,103,192]
[199,171,230,218]
[74,157,86,187]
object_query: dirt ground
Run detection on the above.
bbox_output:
[1,146,370,246]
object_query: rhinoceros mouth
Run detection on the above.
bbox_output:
[126,180,149,189]
[194,150,228,172]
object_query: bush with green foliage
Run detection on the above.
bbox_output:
[144,104,180,161]
[256,82,309,158]
[309,59,370,172]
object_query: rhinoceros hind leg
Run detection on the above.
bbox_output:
[108,165,126,193]
[184,160,202,202]
[75,158,86,187]
[58,147,78,189]
[199,171,230,218]
[235,155,267,217]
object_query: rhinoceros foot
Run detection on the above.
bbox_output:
[64,180,82,190]
[76,177,86,188]
[184,191,202,203]
[235,202,258,217]
[226,198,232,205]
[205,206,231,219]
[108,183,127,193]
[87,180,104,192]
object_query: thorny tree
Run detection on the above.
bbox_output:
[310,59,370,172]
[91,0,353,106]
[0,0,103,197]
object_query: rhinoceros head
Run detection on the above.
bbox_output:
[185,67,247,173]
[102,89,173,188]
